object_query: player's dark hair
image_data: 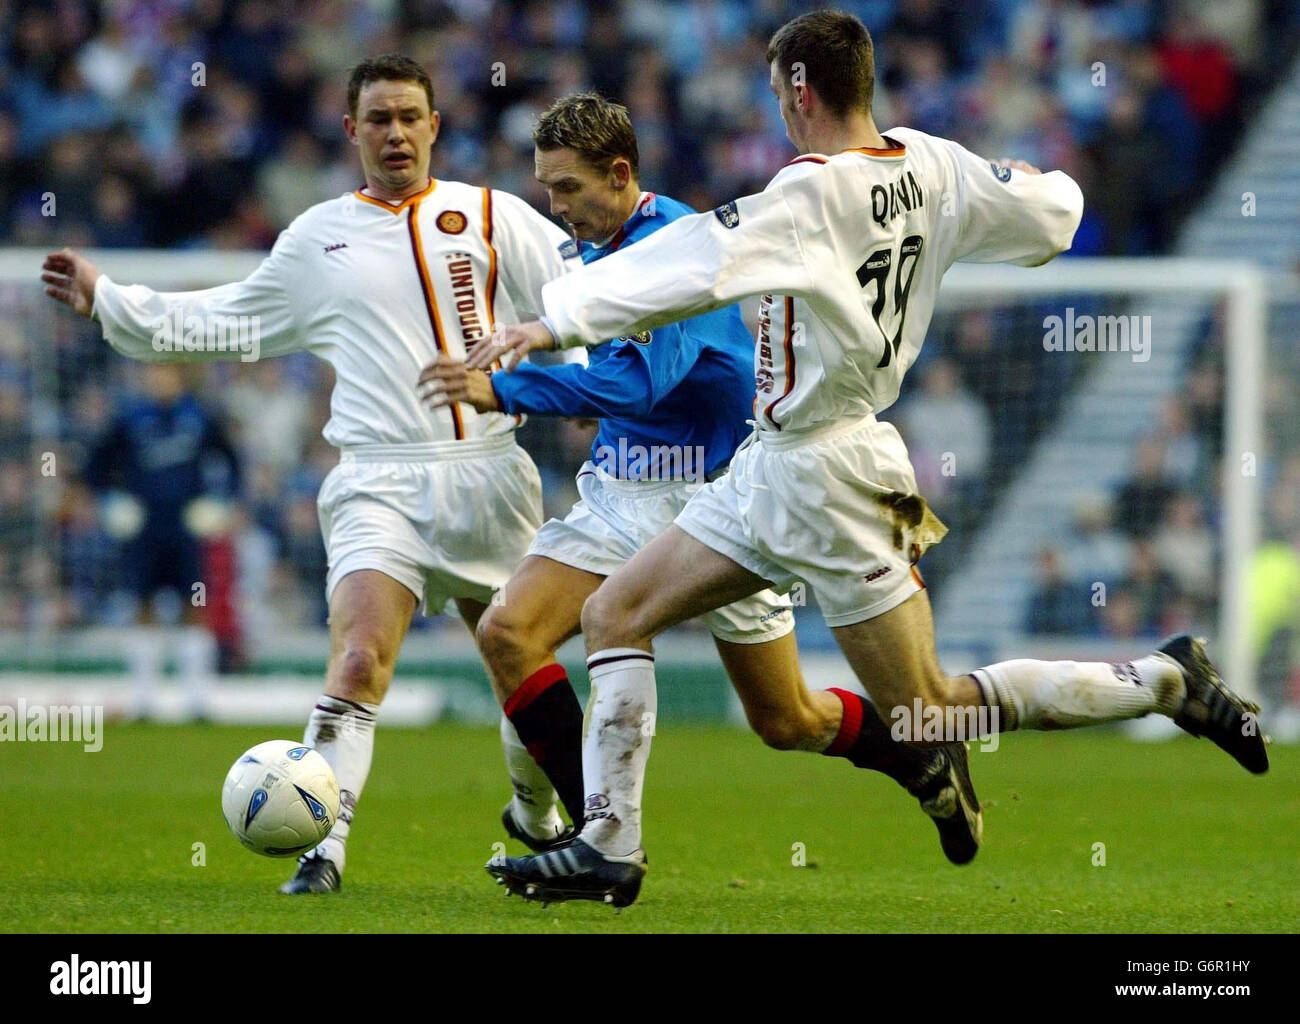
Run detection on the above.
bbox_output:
[347,54,435,117]
[533,92,639,177]
[766,10,875,118]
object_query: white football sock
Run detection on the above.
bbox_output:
[176,626,217,719]
[972,654,1186,731]
[303,694,378,872]
[499,715,566,841]
[581,648,657,858]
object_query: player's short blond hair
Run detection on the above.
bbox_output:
[766,10,875,118]
[533,93,639,177]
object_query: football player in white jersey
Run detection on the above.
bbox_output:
[41,54,581,894]
[420,94,983,897]
[472,11,1268,907]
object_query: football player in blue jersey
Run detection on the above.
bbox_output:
[419,93,981,906]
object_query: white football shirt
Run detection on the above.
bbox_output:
[539,126,1083,432]
[92,178,577,448]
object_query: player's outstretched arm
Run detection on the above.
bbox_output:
[41,249,101,317]
[510,186,817,353]
[947,140,1083,266]
[43,230,305,364]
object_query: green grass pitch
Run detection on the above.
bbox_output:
[1,723,1294,933]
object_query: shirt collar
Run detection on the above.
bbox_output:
[583,192,657,257]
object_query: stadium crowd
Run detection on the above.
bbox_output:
[1,1,1297,696]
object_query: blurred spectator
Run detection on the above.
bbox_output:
[0,382,32,462]
[1099,587,1144,639]
[0,0,1283,254]
[1183,361,1225,460]
[1157,12,1239,134]
[1120,540,1180,635]
[55,481,121,622]
[223,360,311,472]
[1151,492,1216,608]
[0,462,36,595]
[90,175,146,247]
[256,130,335,229]
[896,357,989,501]
[1114,438,1178,538]
[0,0,1296,674]
[1086,88,1171,253]
[1025,547,1093,635]
[1156,397,1203,487]
[1065,492,1132,585]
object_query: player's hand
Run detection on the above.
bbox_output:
[466,320,556,372]
[41,248,102,316]
[993,158,1041,175]
[417,352,501,413]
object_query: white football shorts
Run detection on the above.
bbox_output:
[527,461,795,645]
[317,434,542,614]
[674,414,948,627]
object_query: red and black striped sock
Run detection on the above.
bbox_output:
[823,687,934,786]
[502,664,585,830]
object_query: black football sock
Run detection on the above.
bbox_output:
[822,687,937,787]
[503,664,586,830]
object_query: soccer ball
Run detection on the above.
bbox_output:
[221,740,340,858]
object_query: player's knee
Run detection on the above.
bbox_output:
[333,641,388,696]
[475,606,528,671]
[580,587,628,647]
[749,697,829,751]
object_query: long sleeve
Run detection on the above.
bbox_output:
[490,189,577,322]
[492,321,700,419]
[930,133,1084,267]
[540,187,817,348]
[90,224,306,362]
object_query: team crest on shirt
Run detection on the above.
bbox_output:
[621,330,652,345]
[558,238,579,259]
[989,162,1012,183]
[714,200,740,228]
[436,210,468,234]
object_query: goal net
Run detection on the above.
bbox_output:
[888,257,1266,703]
[0,249,1273,715]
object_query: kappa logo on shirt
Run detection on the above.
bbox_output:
[714,200,740,228]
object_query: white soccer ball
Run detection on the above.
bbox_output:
[221,740,340,858]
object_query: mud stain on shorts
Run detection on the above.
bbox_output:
[871,491,949,558]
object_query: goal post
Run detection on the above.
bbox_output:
[0,248,1270,705]
[930,257,1266,699]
